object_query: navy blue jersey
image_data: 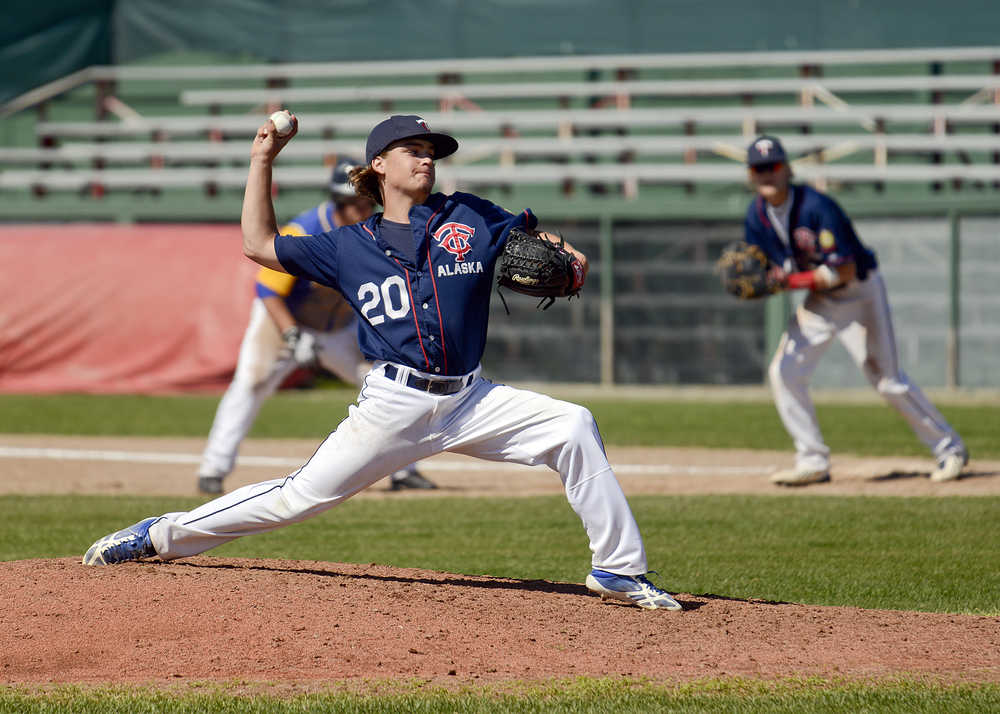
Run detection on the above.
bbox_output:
[275,191,536,375]
[744,184,877,280]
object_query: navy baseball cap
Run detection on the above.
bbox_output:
[365,115,459,164]
[746,135,788,166]
[329,156,360,197]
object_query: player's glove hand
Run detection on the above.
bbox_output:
[496,228,585,310]
[279,326,319,368]
[715,242,783,299]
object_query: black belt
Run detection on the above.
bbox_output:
[384,365,470,395]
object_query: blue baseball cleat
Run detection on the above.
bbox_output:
[82,517,159,566]
[585,569,683,611]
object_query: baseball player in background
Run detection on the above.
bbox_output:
[744,135,969,486]
[196,158,436,495]
[83,113,683,611]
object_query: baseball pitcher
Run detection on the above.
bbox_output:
[84,113,683,611]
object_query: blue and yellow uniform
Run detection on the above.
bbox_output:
[197,201,364,486]
[257,201,354,333]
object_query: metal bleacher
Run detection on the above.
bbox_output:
[3,46,1000,219]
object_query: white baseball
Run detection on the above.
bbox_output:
[269,110,293,136]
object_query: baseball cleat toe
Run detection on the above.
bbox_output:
[930,450,968,482]
[82,517,159,566]
[585,569,682,611]
[769,467,831,486]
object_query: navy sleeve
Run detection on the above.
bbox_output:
[813,196,861,268]
[453,192,537,246]
[494,207,537,246]
[274,231,341,290]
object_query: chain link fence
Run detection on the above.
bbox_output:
[483,214,1000,387]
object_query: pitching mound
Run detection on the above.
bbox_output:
[2,557,997,687]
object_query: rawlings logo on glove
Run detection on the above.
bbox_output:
[496,228,584,310]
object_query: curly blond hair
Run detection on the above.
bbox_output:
[349,165,382,206]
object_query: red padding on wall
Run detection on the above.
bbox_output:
[0,224,259,393]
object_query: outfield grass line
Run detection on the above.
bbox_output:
[0,445,775,476]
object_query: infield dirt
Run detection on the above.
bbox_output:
[1,434,998,688]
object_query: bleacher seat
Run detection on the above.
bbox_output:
[5,133,999,168]
[3,47,1000,206]
[177,74,1000,110]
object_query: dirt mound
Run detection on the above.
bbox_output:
[2,436,998,688]
[2,557,997,687]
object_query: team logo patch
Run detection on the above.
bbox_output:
[434,222,475,262]
[819,229,836,251]
[793,227,818,254]
[415,117,429,131]
[754,139,774,156]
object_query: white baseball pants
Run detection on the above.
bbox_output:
[198,299,366,478]
[768,270,964,472]
[153,362,648,575]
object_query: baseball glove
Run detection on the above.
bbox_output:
[496,228,585,310]
[715,242,781,299]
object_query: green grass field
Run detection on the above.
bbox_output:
[1,678,998,713]
[0,389,997,458]
[3,493,998,614]
[1,391,998,712]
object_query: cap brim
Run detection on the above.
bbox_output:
[424,132,459,160]
[375,132,459,162]
[747,156,787,167]
[329,181,356,196]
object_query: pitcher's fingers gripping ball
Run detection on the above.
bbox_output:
[496,228,585,309]
[715,241,783,299]
[269,110,295,136]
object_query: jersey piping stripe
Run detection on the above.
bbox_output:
[424,205,449,374]
[395,258,431,370]
[424,246,448,374]
[362,224,377,242]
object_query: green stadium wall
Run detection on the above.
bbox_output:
[6,0,1000,103]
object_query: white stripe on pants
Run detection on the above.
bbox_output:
[153,363,648,575]
[768,271,964,471]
